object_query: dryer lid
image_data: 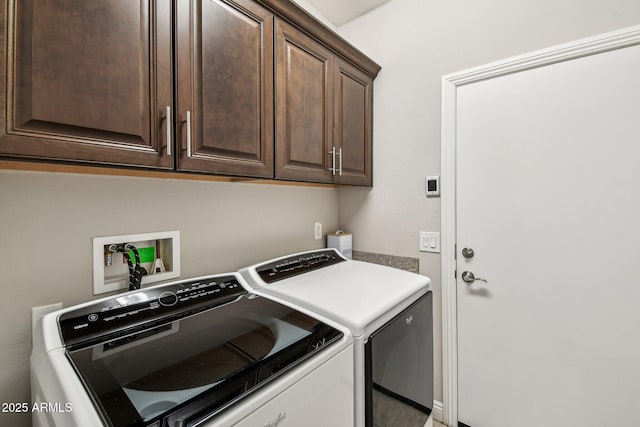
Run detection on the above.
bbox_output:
[241,251,431,337]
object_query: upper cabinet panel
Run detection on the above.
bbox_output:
[176,0,274,178]
[275,19,333,183]
[334,58,373,186]
[3,0,173,168]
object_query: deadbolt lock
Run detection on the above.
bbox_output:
[462,247,475,258]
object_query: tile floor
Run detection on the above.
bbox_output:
[372,414,445,427]
[424,415,447,427]
[370,389,447,427]
[372,389,429,427]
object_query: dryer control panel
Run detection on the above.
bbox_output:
[256,249,346,284]
[59,275,246,347]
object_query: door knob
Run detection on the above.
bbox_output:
[461,271,487,284]
[461,248,475,259]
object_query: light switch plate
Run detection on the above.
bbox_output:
[419,231,440,253]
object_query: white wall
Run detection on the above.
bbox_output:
[0,170,338,426]
[334,0,640,407]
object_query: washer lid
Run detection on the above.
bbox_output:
[242,253,431,337]
[63,278,343,426]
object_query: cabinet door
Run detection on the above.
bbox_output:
[2,0,173,168]
[334,58,373,186]
[176,0,274,178]
[275,19,333,183]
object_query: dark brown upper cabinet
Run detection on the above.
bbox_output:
[1,0,380,185]
[1,0,274,178]
[175,0,274,177]
[333,57,373,186]
[274,18,376,186]
[275,19,333,183]
[2,0,173,169]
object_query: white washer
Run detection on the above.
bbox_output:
[239,248,433,427]
[31,273,353,427]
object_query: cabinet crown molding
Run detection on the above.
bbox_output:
[255,0,382,77]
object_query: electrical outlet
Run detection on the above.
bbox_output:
[314,222,323,240]
[93,230,180,295]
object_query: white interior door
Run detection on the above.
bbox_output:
[455,42,640,426]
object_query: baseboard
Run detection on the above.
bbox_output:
[432,400,444,423]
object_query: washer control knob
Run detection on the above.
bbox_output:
[158,291,178,307]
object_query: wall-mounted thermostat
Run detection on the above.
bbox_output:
[426,176,440,197]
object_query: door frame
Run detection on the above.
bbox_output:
[440,25,640,427]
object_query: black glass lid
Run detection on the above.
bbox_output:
[64,282,342,427]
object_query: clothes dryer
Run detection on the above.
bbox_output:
[240,249,433,427]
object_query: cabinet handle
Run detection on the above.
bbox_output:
[186,110,192,157]
[328,146,336,175]
[338,147,343,176]
[165,106,171,156]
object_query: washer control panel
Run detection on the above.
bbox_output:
[59,275,245,346]
[256,249,346,284]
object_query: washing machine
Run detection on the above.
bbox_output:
[31,272,354,427]
[239,248,433,427]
